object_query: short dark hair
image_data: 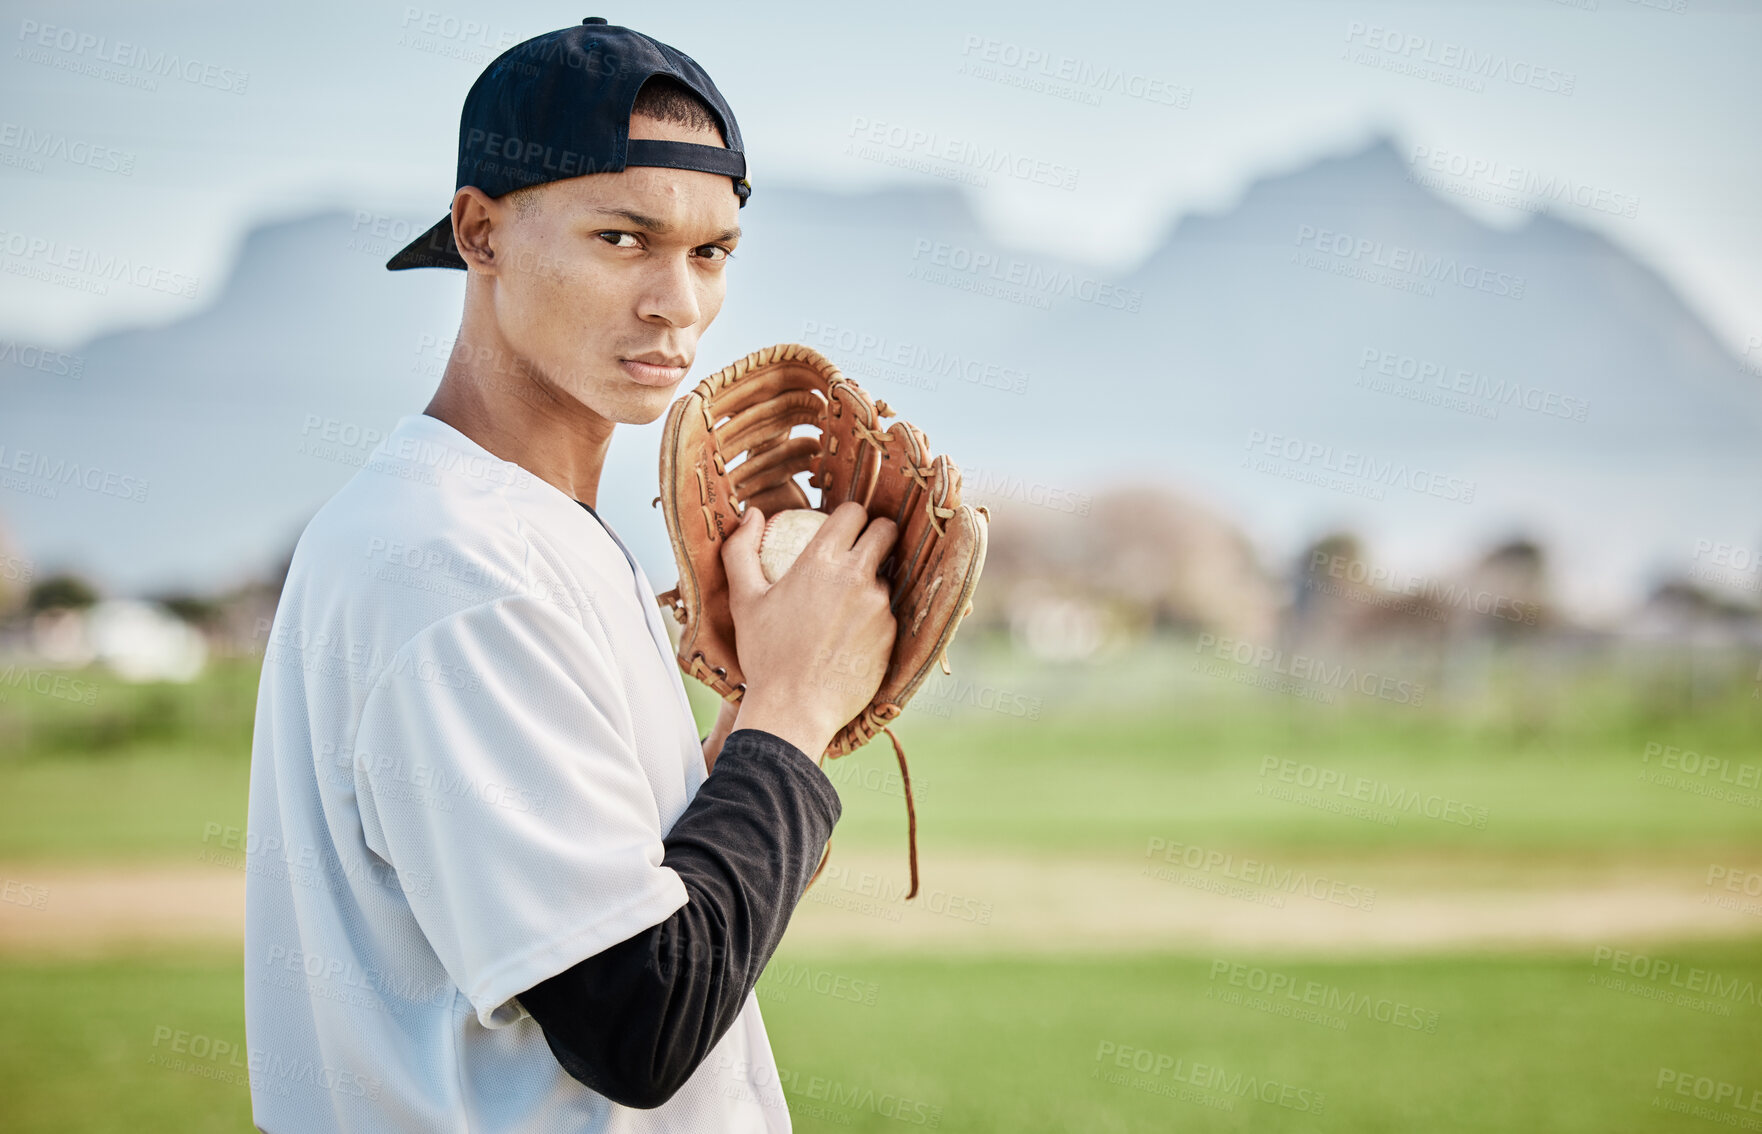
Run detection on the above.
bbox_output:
[505,76,725,219]
[630,74,725,141]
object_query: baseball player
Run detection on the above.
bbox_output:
[244,18,896,1132]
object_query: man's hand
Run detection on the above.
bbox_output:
[720,501,898,759]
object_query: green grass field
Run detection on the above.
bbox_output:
[2,646,1756,863]
[1,642,1756,1131]
[2,944,1757,1133]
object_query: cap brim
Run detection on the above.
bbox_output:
[386,214,467,271]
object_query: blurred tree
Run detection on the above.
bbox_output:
[1642,579,1756,624]
[27,573,100,613]
[1289,529,1365,628]
[1479,537,1545,578]
[1298,531,1364,577]
[155,593,224,629]
[1470,536,1552,636]
[0,510,28,616]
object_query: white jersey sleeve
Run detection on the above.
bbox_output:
[349,591,689,1029]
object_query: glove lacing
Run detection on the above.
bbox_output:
[807,720,918,901]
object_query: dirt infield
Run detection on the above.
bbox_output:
[3,852,1757,957]
[0,864,242,957]
[785,851,1762,955]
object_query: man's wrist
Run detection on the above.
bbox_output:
[730,691,834,763]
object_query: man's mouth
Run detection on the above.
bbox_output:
[620,354,690,387]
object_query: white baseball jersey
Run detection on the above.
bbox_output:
[243,412,792,1132]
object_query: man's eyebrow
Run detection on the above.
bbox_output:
[588,207,740,243]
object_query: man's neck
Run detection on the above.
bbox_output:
[424,336,614,509]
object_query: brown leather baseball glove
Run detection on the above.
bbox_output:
[654,343,989,898]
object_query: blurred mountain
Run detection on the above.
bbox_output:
[1,136,1757,608]
[717,139,1762,615]
[0,209,466,592]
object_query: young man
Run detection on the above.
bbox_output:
[243,18,896,1131]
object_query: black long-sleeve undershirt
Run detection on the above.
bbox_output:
[516,727,839,1109]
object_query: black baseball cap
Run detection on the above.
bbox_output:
[387,16,749,272]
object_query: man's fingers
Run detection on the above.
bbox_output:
[722,505,769,599]
[805,500,870,556]
[851,515,900,574]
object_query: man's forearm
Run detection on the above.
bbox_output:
[700,697,741,773]
[518,728,839,1108]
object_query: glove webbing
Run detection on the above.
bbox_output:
[807,721,919,901]
[842,415,957,539]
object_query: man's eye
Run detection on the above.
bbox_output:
[598,231,640,249]
[695,245,731,263]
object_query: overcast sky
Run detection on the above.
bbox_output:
[2,0,1758,356]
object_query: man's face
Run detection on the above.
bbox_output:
[471,114,741,425]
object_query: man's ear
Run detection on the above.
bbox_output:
[451,186,500,273]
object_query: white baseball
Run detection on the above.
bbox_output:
[757,508,827,583]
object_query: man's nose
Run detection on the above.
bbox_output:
[638,256,702,328]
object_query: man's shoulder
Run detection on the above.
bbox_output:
[266,414,620,678]
[277,433,554,636]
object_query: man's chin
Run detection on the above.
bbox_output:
[608,385,679,426]
[624,400,672,426]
